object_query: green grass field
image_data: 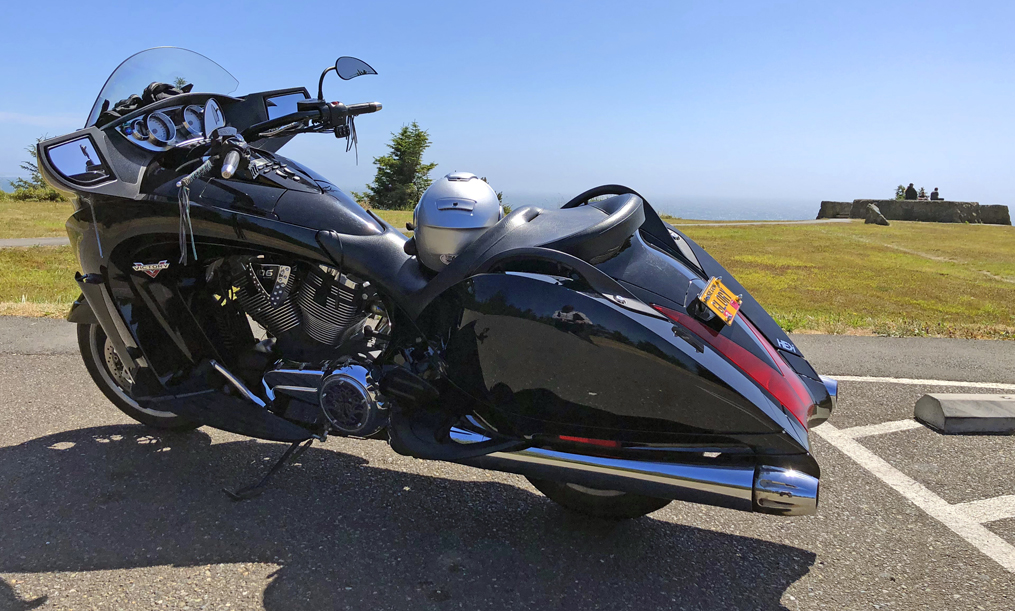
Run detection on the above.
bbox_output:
[0,199,1012,339]
[685,221,1014,339]
[0,200,75,239]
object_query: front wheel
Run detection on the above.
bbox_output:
[77,323,200,431]
[527,477,671,520]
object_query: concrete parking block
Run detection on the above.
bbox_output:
[915,394,1015,434]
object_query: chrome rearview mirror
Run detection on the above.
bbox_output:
[334,57,377,80]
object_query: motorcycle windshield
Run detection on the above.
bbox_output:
[85,47,239,128]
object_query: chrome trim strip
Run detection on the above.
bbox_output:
[272,385,318,402]
[211,360,266,408]
[450,428,756,512]
[449,428,820,516]
[268,369,326,377]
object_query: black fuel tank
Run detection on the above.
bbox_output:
[274,188,383,236]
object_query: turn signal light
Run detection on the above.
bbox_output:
[651,304,813,428]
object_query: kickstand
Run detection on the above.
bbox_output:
[224,438,314,501]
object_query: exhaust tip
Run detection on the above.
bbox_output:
[753,466,819,516]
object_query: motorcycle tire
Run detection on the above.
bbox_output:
[527,477,671,519]
[77,323,200,431]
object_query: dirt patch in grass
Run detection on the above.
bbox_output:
[0,301,70,318]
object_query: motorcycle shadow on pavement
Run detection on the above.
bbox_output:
[0,425,814,610]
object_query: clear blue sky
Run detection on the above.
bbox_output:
[1,1,1012,217]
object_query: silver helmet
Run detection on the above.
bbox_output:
[413,172,504,271]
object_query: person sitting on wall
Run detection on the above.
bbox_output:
[930,187,941,200]
[905,183,918,200]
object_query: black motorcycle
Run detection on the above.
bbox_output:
[38,48,836,519]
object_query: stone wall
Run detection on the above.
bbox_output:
[817,199,1012,225]
[980,204,1012,226]
[815,201,852,219]
[849,200,983,223]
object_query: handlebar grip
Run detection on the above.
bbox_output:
[221,150,241,179]
[346,102,382,116]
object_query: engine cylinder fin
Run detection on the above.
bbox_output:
[234,263,301,336]
[296,267,364,346]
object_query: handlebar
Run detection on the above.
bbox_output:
[241,100,382,141]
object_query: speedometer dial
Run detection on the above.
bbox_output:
[146,112,176,146]
[181,105,204,136]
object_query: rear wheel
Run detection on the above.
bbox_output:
[77,323,200,431]
[527,477,671,519]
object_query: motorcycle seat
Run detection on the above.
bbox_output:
[457,192,646,270]
[403,193,646,317]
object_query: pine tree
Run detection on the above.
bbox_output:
[10,138,64,201]
[894,185,906,200]
[355,122,437,210]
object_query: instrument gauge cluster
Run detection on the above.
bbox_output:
[145,112,176,146]
[181,105,204,136]
[116,98,227,152]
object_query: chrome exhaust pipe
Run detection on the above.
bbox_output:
[451,428,818,516]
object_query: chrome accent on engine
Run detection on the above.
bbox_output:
[753,466,820,516]
[233,262,301,335]
[448,427,820,516]
[319,363,387,436]
[296,266,364,345]
[262,368,324,403]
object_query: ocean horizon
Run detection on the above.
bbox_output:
[500,192,822,221]
[0,175,824,220]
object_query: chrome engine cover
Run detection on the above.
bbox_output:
[318,364,387,437]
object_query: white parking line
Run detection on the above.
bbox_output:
[839,419,925,439]
[957,496,1015,525]
[831,375,1015,391]
[813,422,1015,574]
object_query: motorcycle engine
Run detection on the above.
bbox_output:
[229,259,374,356]
[216,256,392,435]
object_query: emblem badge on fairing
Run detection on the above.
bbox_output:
[132,260,170,278]
[777,338,798,353]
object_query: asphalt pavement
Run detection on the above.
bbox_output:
[1,317,1013,610]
